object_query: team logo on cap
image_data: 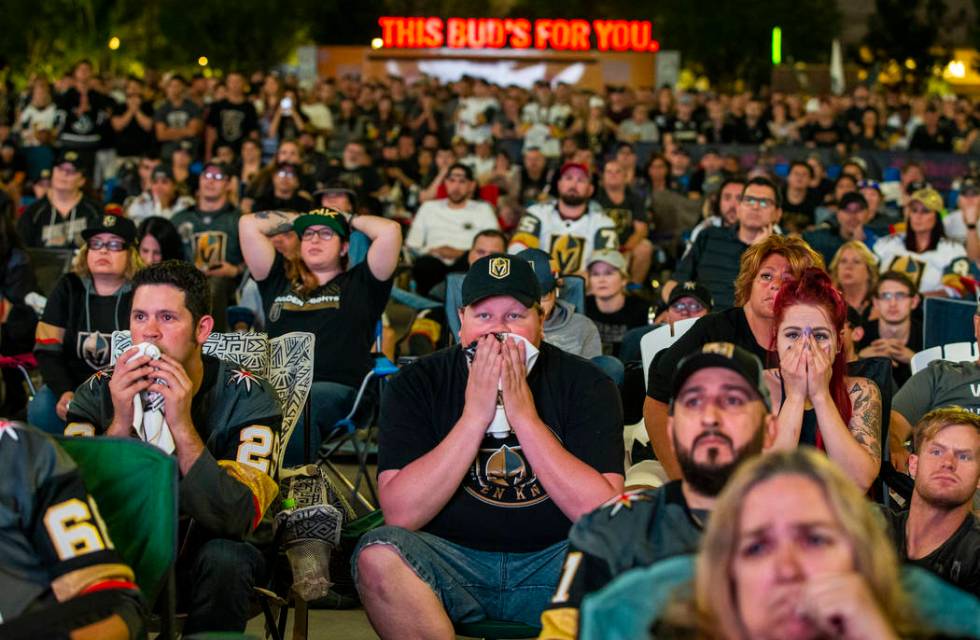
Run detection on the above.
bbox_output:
[103,215,116,227]
[65,151,78,162]
[702,342,735,358]
[683,281,697,290]
[489,256,510,280]
[950,257,971,277]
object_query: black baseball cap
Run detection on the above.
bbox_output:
[313,184,359,213]
[670,342,771,411]
[293,207,350,239]
[151,164,174,182]
[54,150,82,172]
[960,176,980,196]
[81,214,137,244]
[516,249,557,294]
[667,281,714,310]
[462,253,541,308]
[839,191,868,211]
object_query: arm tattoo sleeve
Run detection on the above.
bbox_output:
[848,380,882,464]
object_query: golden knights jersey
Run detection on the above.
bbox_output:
[0,422,135,622]
[510,201,618,275]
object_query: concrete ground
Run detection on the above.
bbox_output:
[245,607,379,639]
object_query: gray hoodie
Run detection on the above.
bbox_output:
[543,299,602,358]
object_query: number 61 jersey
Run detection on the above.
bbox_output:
[66,355,283,543]
[510,201,619,275]
[0,422,136,621]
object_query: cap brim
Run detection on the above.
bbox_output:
[462,291,537,309]
[293,214,348,238]
[671,353,769,409]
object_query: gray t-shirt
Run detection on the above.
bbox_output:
[893,360,980,424]
[154,98,203,158]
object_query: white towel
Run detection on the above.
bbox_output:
[129,343,175,454]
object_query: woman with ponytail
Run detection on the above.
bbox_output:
[764,267,882,491]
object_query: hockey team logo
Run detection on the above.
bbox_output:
[465,441,549,507]
[78,331,111,369]
[489,256,510,279]
[102,215,117,227]
[194,231,227,270]
[550,235,585,275]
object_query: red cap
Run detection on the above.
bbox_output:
[558,162,590,179]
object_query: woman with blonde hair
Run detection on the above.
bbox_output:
[645,235,825,478]
[655,448,925,639]
[29,215,143,433]
[240,207,401,465]
[830,240,878,322]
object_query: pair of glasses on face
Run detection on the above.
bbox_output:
[202,171,226,181]
[275,170,297,179]
[302,228,336,241]
[877,291,911,302]
[740,195,775,209]
[671,301,705,314]
[88,238,127,252]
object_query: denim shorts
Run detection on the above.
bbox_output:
[352,525,568,626]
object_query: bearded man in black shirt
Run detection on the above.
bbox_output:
[353,254,624,638]
[884,407,980,597]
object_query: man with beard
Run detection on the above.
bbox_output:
[685,176,746,249]
[882,407,980,597]
[538,343,775,640]
[595,160,653,286]
[406,163,499,295]
[510,162,618,277]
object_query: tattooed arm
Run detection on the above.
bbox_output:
[810,376,881,492]
[238,210,299,281]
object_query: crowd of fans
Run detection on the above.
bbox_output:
[0,58,978,640]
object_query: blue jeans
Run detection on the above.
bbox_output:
[283,381,358,466]
[353,525,567,626]
[179,538,267,634]
[27,385,66,434]
[591,355,625,387]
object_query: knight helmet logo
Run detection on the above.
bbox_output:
[489,257,510,280]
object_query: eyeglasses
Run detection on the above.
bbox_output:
[740,195,775,209]
[671,300,705,314]
[88,238,128,252]
[275,170,297,179]
[877,291,911,302]
[202,171,226,181]
[302,228,336,241]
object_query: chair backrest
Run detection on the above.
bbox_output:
[54,435,178,604]
[910,342,979,375]
[445,272,466,342]
[26,247,74,297]
[640,316,700,387]
[922,297,976,348]
[110,330,315,473]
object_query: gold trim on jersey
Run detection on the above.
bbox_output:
[52,563,135,602]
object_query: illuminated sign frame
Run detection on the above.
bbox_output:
[378,17,660,53]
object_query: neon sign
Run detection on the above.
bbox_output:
[377,17,660,52]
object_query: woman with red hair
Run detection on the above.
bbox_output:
[765,267,882,491]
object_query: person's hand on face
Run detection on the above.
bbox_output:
[500,337,537,430]
[145,354,195,435]
[108,346,155,427]
[805,334,834,398]
[781,337,809,401]
[800,572,898,640]
[463,334,502,427]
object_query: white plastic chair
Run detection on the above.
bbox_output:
[111,330,315,474]
[910,342,979,375]
[640,316,700,387]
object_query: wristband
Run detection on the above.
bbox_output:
[967,223,976,230]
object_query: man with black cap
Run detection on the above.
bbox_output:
[538,342,775,640]
[354,253,624,638]
[406,162,499,295]
[803,191,879,266]
[171,161,243,331]
[251,162,313,213]
[663,280,713,326]
[313,184,358,214]
[124,163,195,223]
[17,150,102,248]
[510,162,618,277]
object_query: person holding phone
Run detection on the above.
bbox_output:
[170,161,244,331]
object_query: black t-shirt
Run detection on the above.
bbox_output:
[111,100,155,157]
[665,116,699,145]
[251,192,313,214]
[255,253,392,387]
[585,295,651,357]
[317,165,383,202]
[856,318,923,387]
[595,188,647,244]
[205,99,259,150]
[518,168,551,206]
[377,343,624,552]
[802,122,848,147]
[647,307,772,402]
[883,508,980,598]
[56,88,113,149]
[781,187,823,224]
